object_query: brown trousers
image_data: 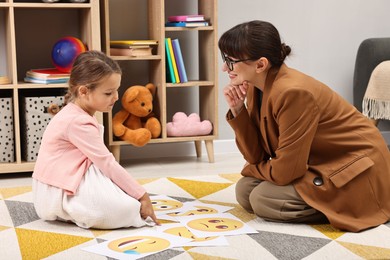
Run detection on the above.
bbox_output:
[235,177,328,224]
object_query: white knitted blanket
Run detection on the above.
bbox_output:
[362,60,390,120]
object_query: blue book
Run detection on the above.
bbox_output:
[165,38,176,83]
[24,77,69,84]
[171,38,188,83]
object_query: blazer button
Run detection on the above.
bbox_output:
[313,177,323,186]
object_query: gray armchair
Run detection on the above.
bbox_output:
[353,38,390,112]
[353,38,390,149]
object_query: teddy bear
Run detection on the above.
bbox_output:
[112,83,161,147]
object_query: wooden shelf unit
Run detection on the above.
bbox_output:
[0,0,101,174]
[100,0,218,163]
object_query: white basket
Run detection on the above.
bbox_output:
[21,96,64,162]
[0,97,15,163]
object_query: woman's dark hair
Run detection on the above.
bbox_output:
[65,50,122,104]
[218,20,291,67]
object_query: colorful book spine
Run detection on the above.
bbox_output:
[165,38,176,83]
[109,40,158,46]
[166,38,180,83]
[110,47,152,57]
[168,15,205,22]
[171,38,188,83]
[165,21,209,27]
[24,77,69,84]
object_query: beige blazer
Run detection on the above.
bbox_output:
[228,64,390,232]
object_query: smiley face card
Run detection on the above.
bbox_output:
[177,213,258,238]
[166,201,233,217]
[156,222,229,247]
[82,229,192,260]
[149,195,191,216]
[157,200,234,221]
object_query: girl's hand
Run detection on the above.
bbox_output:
[223,81,249,117]
[139,193,160,225]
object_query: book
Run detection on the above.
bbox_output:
[110,43,153,49]
[110,47,153,57]
[26,68,70,79]
[165,21,209,27]
[109,40,158,46]
[24,77,69,84]
[0,76,10,84]
[165,38,176,83]
[168,14,205,22]
[171,38,188,83]
[166,38,180,83]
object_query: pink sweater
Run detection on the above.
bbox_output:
[32,102,146,199]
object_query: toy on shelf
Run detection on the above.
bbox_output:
[167,112,212,137]
[51,36,86,73]
[112,83,161,147]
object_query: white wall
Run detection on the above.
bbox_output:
[119,0,390,159]
[217,0,390,139]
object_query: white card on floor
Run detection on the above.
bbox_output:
[82,229,192,260]
[176,213,258,238]
[149,195,191,215]
[165,201,234,217]
[156,222,229,247]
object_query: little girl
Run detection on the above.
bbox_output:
[32,50,159,229]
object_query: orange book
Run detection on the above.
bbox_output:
[110,47,153,57]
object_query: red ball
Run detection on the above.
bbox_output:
[51,37,86,73]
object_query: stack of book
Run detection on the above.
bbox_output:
[24,68,70,84]
[0,76,10,85]
[109,40,158,57]
[165,14,208,27]
[165,38,188,83]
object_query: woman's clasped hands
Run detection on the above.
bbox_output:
[223,81,250,117]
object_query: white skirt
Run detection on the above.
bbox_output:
[33,164,148,229]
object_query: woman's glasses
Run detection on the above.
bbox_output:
[220,51,253,71]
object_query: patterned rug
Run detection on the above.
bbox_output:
[1,173,390,259]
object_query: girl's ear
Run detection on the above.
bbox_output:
[78,85,88,96]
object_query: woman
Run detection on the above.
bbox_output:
[219,20,390,232]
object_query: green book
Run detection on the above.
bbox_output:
[165,38,176,83]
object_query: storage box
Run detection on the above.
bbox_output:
[21,96,64,162]
[0,97,15,163]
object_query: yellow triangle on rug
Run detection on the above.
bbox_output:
[189,251,236,260]
[337,241,390,259]
[167,177,233,199]
[89,228,112,238]
[0,186,32,199]
[311,224,345,240]
[0,225,10,232]
[16,228,92,260]
[219,173,242,183]
[137,178,159,185]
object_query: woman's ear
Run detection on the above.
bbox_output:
[256,57,269,72]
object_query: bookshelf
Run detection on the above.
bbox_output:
[100,0,218,163]
[0,0,101,174]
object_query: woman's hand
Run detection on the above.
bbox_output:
[223,81,249,117]
[139,193,160,225]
